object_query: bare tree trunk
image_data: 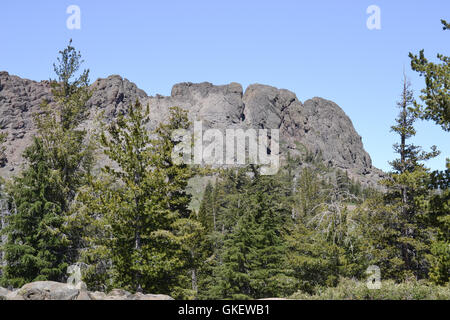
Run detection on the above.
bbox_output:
[292,174,298,220]
[400,75,410,271]
[213,206,216,232]
[135,191,143,293]
[191,268,198,293]
[135,224,143,293]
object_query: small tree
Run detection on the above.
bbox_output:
[0,132,6,169]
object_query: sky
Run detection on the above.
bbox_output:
[0,0,449,172]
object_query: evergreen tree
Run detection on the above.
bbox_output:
[409,20,450,131]
[358,75,440,281]
[0,139,69,287]
[196,179,225,299]
[211,197,260,299]
[80,101,198,296]
[172,216,206,299]
[287,167,364,293]
[206,167,293,299]
[35,40,94,264]
[247,171,294,298]
[36,39,93,205]
[0,41,93,286]
[408,19,449,284]
[426,160,450,284]
[198,181,216,233]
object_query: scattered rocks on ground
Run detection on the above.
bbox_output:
[0,281,174,300]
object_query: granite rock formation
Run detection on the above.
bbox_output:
[0,71,384,186]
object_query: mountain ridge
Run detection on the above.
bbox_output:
[0,71,384,186]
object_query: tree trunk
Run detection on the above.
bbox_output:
[191,268,198,293]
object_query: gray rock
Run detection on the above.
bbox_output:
[18,281,80,300]
[0,287,11,300]
[76,289,91,300]
[1,281,173,300]
[105,288,132,300]
[129,292,174,300]
[0,72,384,187]
[6,290,24,300]
[88,291,107,300]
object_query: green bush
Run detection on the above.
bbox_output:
[290,278,450,300]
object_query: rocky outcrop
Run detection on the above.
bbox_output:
[0,71,384,187]
[0,281,173,300]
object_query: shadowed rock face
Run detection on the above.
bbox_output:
[0,72,384,186]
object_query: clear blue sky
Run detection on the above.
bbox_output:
[0,0,448,171]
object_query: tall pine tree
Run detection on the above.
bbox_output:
[358,75,440,281]
[206,167,293,299]
[0,41,93,287]
[80,102,200,297]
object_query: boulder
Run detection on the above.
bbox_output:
[18,281,80,300]
[0,281,174,300]
[88,291,107,300]
[0,287,11,300]
[104,288,132,300]
[129,293,174,300]
[6,290,24,300]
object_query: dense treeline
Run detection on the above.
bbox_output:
[0,25,448,299]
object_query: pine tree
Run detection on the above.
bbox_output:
[358,75,440,281]
[388,75,439,277]
[172,215,206,299]
[211,201,260,299]
[196,179,224,299]
[36,40,94,264]
[207,167,293,299]
[0,139,69,287]
[0,41,93,286]
[248,171,294,298]
[286,167,364,293]
[80,101,199,296]
[409,20,450,131]
[36,39,93,205]
[426,159,450,284]
[408,19,450,285]
[198,181,221,233]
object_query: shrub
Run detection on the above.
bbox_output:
[290,278,450,300]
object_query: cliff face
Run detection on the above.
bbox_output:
[0,72,384,186]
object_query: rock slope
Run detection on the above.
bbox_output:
[0,72,384,186]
